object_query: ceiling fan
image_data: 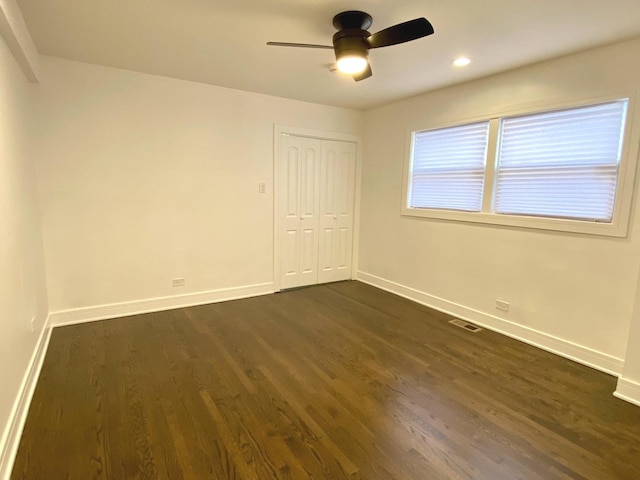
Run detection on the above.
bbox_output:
[267,10,434,81]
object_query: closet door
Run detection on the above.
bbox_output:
[318,140,357,284]
[279,135,322,289]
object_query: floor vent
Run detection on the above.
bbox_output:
[449,319,483,333]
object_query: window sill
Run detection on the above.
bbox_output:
[401,206,629,238]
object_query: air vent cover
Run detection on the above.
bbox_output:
[449,319,482,333]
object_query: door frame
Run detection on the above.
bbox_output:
[273,124,362,292]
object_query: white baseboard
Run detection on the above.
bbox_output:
[614,377,640,407]
[50,282,275,327]
[0,317,52,480]
[357,271,624,377]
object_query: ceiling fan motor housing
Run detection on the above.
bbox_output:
[332,10,372,63]
[332,29,370,61]
[332,10,373,30]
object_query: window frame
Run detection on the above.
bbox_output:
[401,91,640,237]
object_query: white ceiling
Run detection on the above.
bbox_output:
[16,0,640,110]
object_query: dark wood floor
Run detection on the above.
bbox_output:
[11,281,640,479]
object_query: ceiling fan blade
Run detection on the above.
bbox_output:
[366,18,434,49]
[353,63,372,82]
[266,41,333,49]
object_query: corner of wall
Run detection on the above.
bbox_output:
[0,0,39,82]
[0,316,52,480]
[614,377,640,407]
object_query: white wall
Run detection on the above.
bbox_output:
[359,37,640,373]
[616,266,640,404]
[35,57,363,316]
[0,33,48,469]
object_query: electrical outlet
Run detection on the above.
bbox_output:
[172,278,186,287]
[496,299,510,312]
[258,182,266,193]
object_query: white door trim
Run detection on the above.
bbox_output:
[273,125,362,292]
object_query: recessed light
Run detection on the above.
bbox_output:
[452,57,471,67]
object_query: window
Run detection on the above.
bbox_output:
[409,121,489,212]
[494,101,627,221]
[403,97,636,237]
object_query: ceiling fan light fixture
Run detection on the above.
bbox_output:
[336,50,368,74]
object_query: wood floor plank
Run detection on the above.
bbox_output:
[11,281,640,479]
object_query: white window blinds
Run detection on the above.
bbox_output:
[409,121,489,212]
[494,100,628,221]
